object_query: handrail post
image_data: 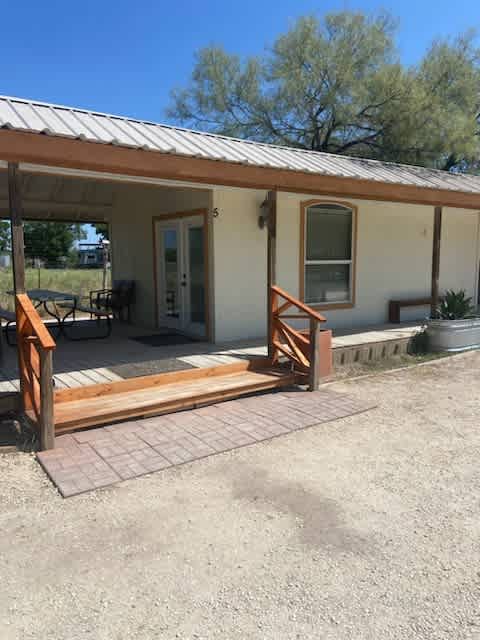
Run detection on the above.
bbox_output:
[308,318,320,391]
[39,347,54,450]
[268,287,278,362]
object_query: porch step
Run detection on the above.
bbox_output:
[45,365,297,433]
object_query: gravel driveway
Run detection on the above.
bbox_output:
[1,351,479,639]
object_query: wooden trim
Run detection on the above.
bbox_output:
[276,325,310,368]
[39,348,54,450]
[151,208,211,341]
[275,318,310,346]
[299,199,358,308]
[2,130,480,209]
[308,318,321,391]
[271,285,326,322]
[266,190,277,360]
[308,302,355,311]
[16,294,56,350]
[8,163,26,294]
[54,357,273,404]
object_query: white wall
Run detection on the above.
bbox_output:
[211,188,480,341]
[211,188,267,342]
[439,207,480,300]
[110,183,211,328]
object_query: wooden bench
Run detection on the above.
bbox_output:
[0,307,16,345]
[59,302,112,339]
[388,298,432,324]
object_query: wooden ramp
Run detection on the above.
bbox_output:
[37,360,298,434]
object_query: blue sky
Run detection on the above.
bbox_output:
[2,1,478,242]
[3,0,478,123]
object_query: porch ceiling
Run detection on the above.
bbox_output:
[0,169,115,221]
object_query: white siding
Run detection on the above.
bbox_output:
[212,188,480,341]
[439,207,480,301]
[211,188,267,342]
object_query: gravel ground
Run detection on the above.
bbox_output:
[1,351,479,639]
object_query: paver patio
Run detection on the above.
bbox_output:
[37,388,375,497]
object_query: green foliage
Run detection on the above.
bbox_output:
[436,290,476,320]
[0,220,10,252]
[23,222,86,265]
[167,11,480,171]
[92,223,109,241]
[408,326,429,355]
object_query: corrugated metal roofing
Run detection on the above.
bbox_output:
[1,95,480,195]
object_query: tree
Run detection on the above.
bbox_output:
[167,11,480,171]
[91,222,109,241]
[0,221,10,252]
[23,222,86,265]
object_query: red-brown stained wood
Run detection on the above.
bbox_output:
[15,292,56,449]
[2,130,480,209]
[266,190,277,360]
[8,163,26,294]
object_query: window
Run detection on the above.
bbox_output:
[301,202,356,306]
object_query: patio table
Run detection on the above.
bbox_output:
[7,288,77,337]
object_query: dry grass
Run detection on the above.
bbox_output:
[0,268,110,312]
[333,351,450,380]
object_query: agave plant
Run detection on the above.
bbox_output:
[436,289,476,320]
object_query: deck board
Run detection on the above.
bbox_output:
[52,367,296,432]
[0,320,421,397]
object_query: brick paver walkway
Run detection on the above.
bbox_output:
[37,389,375,497]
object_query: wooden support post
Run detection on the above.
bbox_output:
[266,190,277,360]
[308,318,320,391]
[39,348,54,450]
[8,162,26,294]
[431,206,443,319]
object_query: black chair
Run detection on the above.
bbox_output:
[90,280,135,322]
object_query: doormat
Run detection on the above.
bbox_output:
[109,358,195,379]
[129,333,196,347]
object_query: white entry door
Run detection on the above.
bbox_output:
[155,214,206,338]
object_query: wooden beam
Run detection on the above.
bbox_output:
[308,318,321,391]
[2,130,480,209]
[39,348,54,450]
[8,163,25,293]
[266,190,277,360]
[431,206,443,318]
[0,199,112,218]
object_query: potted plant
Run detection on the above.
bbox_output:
[426,289,480,352]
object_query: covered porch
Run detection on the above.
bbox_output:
[1,97,478,451]
[1,162,334,446]
[0,159,447,450]
[0,317,420,395]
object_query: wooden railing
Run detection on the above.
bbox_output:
[269,285,327,390]
[16,293,56,450]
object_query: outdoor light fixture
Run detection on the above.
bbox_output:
[258,197,268,229]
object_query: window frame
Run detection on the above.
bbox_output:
[299,199,358,309]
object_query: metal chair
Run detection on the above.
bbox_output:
[90,280,135,322]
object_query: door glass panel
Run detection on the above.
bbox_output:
[188,226,205,325]
[163,229,179,318]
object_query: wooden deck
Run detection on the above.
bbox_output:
[0,320,421,396]
[50,364,297,433]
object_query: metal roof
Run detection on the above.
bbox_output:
[1,95,480,195]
